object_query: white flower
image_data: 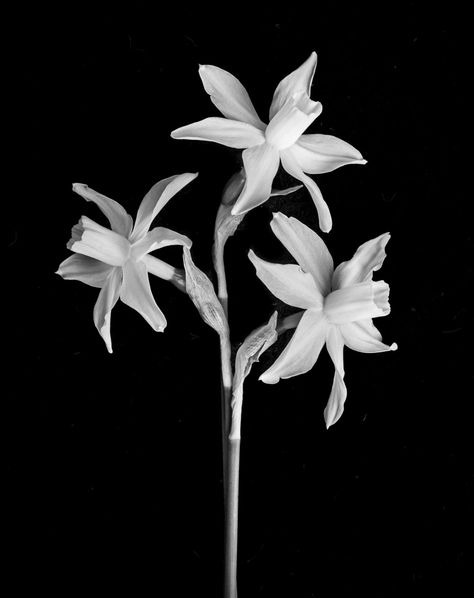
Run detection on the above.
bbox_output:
[171,52,366,232]
[57,173,198,353]
[249,213,397,427]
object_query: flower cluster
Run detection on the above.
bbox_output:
[58,52,395,427]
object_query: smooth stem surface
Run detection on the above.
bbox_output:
[224,437,241,598]
[215,242,229,319]
[219,333,232,495]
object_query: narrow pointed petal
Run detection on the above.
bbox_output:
[56,254,114,288]
[332,233,391,290]
[292,134,367,174]
[340,319,398,353]
[260,309,328,384]
[324,326,347,428]
[231,143,280,215]
[72,183,133,237]
[265,99,322,150]
[270,212,333,296]
[199,64,265,129]
[142,255,186,291]
[93,267,122,353]
[120,260,167,332]
[249,249,322,309]
[131,173,198,242]
[170,117,265,149]
[131,227,191,260]
[280,148,332,232]
[324,280,391,324]
[269,52,318,120]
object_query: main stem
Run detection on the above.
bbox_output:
[224,437,241,598]
[215,228,240,597]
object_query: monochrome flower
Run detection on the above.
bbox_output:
[249,213,397,427]
[57,173,197,353]
[171,52,366,232]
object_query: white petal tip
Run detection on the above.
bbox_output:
[389,342,398,351]
[361,159,368,165]
[259,373,278,385]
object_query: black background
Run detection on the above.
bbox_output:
[9,4,470,597]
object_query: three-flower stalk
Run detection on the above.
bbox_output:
[249,213,397,427]
[171,52,366,232]
[57,173,198,352]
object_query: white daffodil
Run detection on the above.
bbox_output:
[57,173,198,353]
[249,213,397,427]
[171,52,366,232]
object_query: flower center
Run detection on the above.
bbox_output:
[68,216,131,267]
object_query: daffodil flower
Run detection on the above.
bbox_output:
[249,213,397,427]
[57,173,198,353]
[171,52,366,232]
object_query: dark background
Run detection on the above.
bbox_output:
[9,4,470,597]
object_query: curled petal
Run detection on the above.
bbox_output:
[280,148,332,233]
[270,212,333,297]
[324,280,391,325]
[292,134,367,174]
[340,319,398,353]
[131,173,198,243]
[231,143,280,215]
[249,249,322,309]
[120,260,167,332]
[93,267,122,353]
[56,254,113,288]
[170,117,265,149]
[324,326,347,428]
[72,183,133,237]
[266,99,322,150]
[131,227,192,260]
[199,64,265,129]
[260,308,328,384]
[332,233,391,289]
[269,52,318,120]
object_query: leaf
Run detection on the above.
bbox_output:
[183,247,228,336]
[230,312,278,439]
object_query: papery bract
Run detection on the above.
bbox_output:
[249,213,397,427]
[57,174,198,352]
[171,52,366,232]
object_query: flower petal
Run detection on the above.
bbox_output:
[199,64,265,129]
[131,227,192,260]
[142,255,186,291]
[324,326,347,428]
[56,254,114,288]
[170,117,265,149]
[93,267,122,353]
[248,249,322,309]
[324,280,391,324]
[259,308,328,384]
[332,233,391,289]
[292,134,367,174]
[130,173,198,243]
[265,99,322,150]
[269,52,318,120]
[280,148,332,233]
[340,319,398,353]
[231,143,280,215]
[270,212,333,297]
[120,260,167,332]
[72,183,133,237]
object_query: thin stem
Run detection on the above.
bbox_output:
[219,332,233,495]
[215,241,229,320]
[224,437,241,598]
